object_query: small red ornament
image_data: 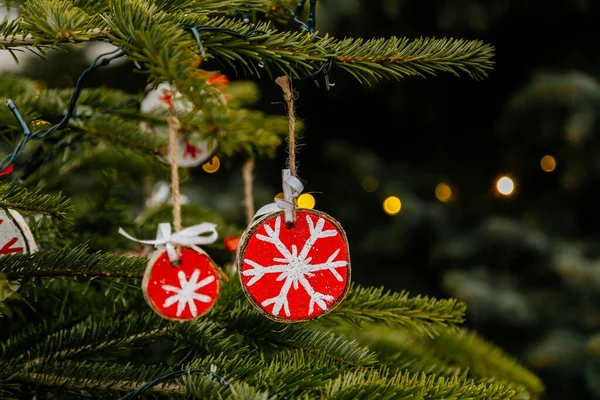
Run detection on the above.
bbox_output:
[0,164,14,177]
[223,235,240,252]
[143,247,220,321]
[206,73,229,89]
[237,209,350,323]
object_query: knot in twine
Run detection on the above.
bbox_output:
[254,169,304,223]
[119,222,218,264]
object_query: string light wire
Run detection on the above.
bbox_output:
[1,47,127,175]
[119,369,229,399]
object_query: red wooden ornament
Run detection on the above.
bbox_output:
[143,247,220,321]
[237,209,351,323]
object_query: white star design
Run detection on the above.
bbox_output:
[161,269,215,317]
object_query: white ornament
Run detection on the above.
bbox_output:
[0,208,37,301]
[0,208,37,255]
[140,82,218,168]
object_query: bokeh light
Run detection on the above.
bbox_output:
[202,156,220,173]
[540,155,556,172]
[362,175,379,192]
[496,176,515,196]
[297,193,315,209]
[435,183,452,202]
[383,196,402,215]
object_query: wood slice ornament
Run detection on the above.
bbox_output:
[236,208,351,323]
[142,247,220,321]
[140,82,219,168]
[0,208,37,301]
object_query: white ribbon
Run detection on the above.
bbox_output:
[118,222,218,263]
[254,169,304,223]
[145,181,189,209]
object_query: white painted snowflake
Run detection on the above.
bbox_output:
[242,215,348,316]
[162,269,215,317]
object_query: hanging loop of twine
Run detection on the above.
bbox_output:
[274,75,300,225]
[242,158,256,224]
[119,108,217,265]
[166,115,182,233]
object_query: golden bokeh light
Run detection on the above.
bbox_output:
[202,156,220,173]
[496,176,515,196]
[383,196,402,215]
[297,193,316,209]
[31,120,51,128]
[362,175,379,193]
[435,183,452,202]
[540,155,556,172]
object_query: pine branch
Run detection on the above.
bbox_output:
[3,2,493,84]
[345,327,466,379]
[322,369,519,400]
[71,114,167,157]
[213,306,378,368]
[0,183,71,219]
[19,0,109,43]
[10,361,183,397]
[322,285,466,335]
[417,327,545,399]
[10,312,169,370]
[218,382,270,400]
[252,349,345,396]
[174,319,253,360]
[0,245,146,279]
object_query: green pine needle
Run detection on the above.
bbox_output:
[0,183,71,219]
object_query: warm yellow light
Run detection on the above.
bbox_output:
[540,155,556,172]
[274,192,284,201]
[435,183,452,202]
[362,175,379,193]
[31,120,50,128]
[496,176,515,195]
[202,156,220,173]
[383,196,402,215]
[33,80,47,98]
[297,193,315,209]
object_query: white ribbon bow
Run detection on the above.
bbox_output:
[118,222,218,263]
[254,169,304,223]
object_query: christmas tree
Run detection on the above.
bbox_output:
[0,1,545,398]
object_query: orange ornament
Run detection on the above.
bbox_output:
[224,235,240,252]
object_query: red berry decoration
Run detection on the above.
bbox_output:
[223,235,240,252]
[143,247,220,321]
[237,209,351,323]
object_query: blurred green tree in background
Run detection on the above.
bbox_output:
[1,0,597,399]
[280,1,599,399]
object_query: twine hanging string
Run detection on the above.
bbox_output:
[118,87,220,265]
[242,157,256,224]
[275,75,302,226]
[166,115,182,233]
[275,76,297,178]
[250,76,304,225]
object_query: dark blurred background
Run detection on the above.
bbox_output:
[7,1,600,399]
